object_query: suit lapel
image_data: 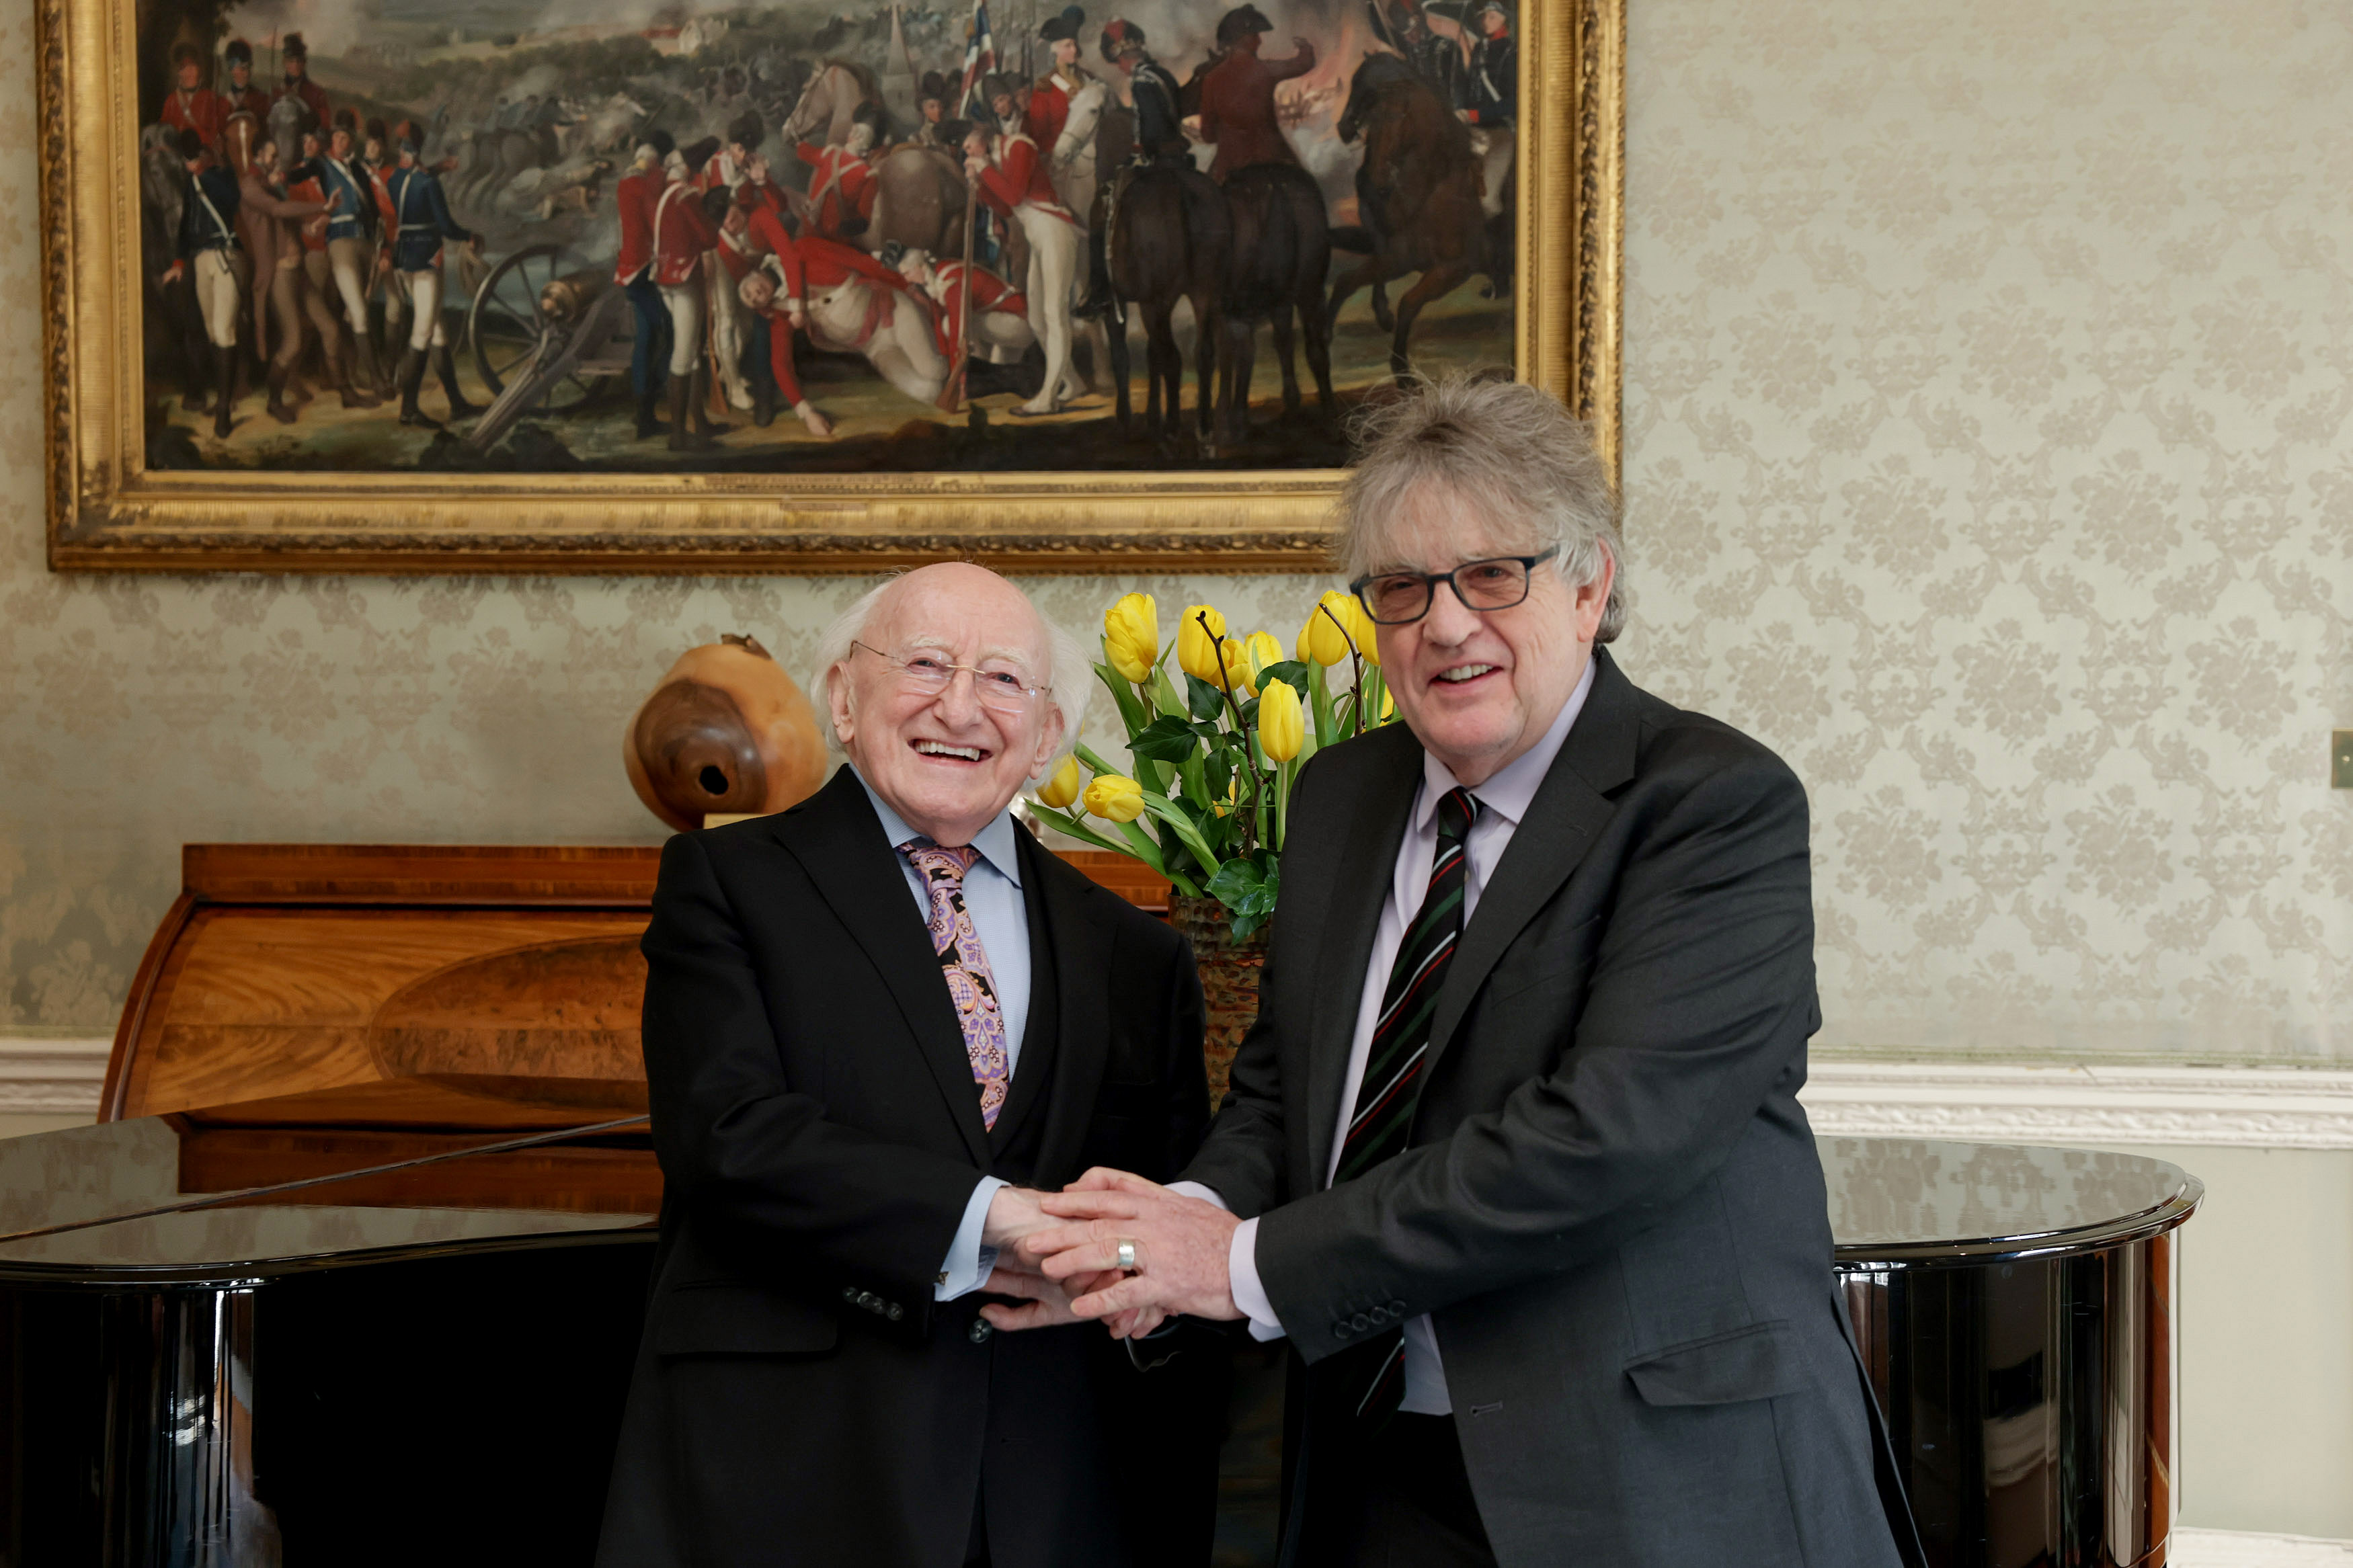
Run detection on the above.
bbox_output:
[1021,837,1114,1180]
[1422,649,1644,1079]
[772,768,992,1166]
[1304,724,1425,1184]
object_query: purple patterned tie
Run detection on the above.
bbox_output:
[900,841,1011,1130]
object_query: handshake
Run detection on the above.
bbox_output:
[975,1171,1246,1339]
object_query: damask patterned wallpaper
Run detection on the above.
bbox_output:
[1613,0,2352,1059]
[3,1,2349,1060]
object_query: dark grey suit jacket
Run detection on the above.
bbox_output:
[1182,647,1921,1568]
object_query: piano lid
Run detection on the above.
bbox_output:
[1821,1135,2201,1264]
[0,1116,654,1284]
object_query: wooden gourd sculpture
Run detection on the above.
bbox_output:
[625,634,828,831]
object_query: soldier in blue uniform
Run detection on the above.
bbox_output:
[1394,3,1463,108]
[1428,0,1513,127]
[157,127,247,438]
[383,127,483,428]
[1076,18,1186,321]
[290,108,387,406]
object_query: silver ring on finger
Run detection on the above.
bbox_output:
[1115,1238,1138,1272]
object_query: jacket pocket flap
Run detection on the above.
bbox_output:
[654,1283,840,1357]
[1624,1319,1805,1407]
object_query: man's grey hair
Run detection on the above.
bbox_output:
[810,575,1092,768]
[1333,374,1626,643]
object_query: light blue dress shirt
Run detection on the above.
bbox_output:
[852,771,1031,1301]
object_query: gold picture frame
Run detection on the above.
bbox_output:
[40,0,1621,575]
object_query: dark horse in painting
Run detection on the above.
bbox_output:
[1106,164,1230,454]
[1213,162,1335,446]
[1330,52,1511,378]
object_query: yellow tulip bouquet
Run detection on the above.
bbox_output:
[1030,590,1395,939]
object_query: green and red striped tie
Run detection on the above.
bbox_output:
[1334,786,1478,1421]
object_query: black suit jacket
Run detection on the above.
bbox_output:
[1182,648,1922,1568]
[596,768,1221,1568]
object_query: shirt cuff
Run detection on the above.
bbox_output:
[1168,1184,1281,1339]
[1228,1216,1285,1342]
[935,1175,1008,1301]
[1166,1180,1228,1210]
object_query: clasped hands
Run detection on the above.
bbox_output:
[976,1171,1242,1339]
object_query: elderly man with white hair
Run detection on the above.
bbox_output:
[596,562,1226,1568]
[1011,378,1926,1568]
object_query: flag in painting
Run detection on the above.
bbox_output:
[958,0,996,114]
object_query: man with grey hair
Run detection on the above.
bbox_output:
[1014,378,1923,1567]
[598,561,1226,1568]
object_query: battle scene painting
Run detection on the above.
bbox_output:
[132,0,1525,475]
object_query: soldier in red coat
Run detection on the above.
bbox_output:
[795,108,880,241]
[220,39,270,123]
[1023,6,1088,151]
[892,243,1033,374]
[360,117,405,377]
[963,115,1082,414]
[700,111,766,194]
[1197,4,1315,182]
[159,45,226,155]
[732,188,837,438]
[612,130,675,438]
[787,236,947,403]
[742,233,937,406]
[652,138,725,450]
[272,34,332,137]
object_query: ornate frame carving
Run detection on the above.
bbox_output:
[39,0,1622,574]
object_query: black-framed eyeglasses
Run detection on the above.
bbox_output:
[1348,548,1560,626]
[850,641,1048,716]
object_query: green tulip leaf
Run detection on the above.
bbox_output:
[1132,714,1206,763]
[1257,661,1312,696]
[1204,748,1234,800]
[1207,854,1281,940]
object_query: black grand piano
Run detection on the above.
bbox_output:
[0,846,2202,1567]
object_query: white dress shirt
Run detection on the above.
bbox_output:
[852,772,1031,1302]
[1174,658,1595,1414]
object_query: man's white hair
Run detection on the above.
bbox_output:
[1334,372,1627,643]
[811,573,1092,772]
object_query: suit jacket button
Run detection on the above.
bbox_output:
[969,1317,994,1344]
[1389,1300,1408,1315]
[1333,1321,1354,1340]
[1368,1308,1389,1325]
[842,1286,859,1303]
[1351,1313,1372,1332]
[886,1303,904,1321]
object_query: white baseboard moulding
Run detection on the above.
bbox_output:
[2173,1528,2353,1565]
[7,1040,2353,1149]
[1801,1060,2353,1151]
[0,1037,112,1115]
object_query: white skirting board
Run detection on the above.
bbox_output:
[0,1037,111,1113]
[2175,1529,2353,1565]
[1801,1059,2353,1150]
[7,1039,2353,1145]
